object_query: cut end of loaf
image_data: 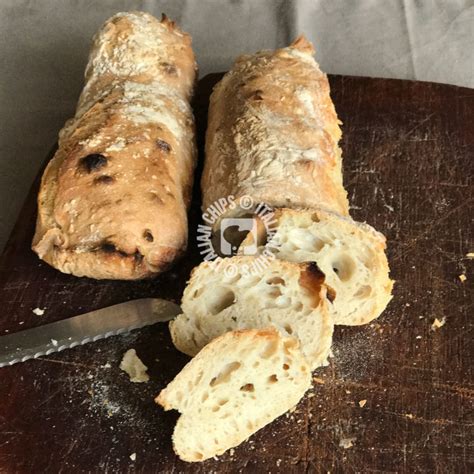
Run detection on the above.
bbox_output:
[156,328,311,462]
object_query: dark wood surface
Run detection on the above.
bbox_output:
[0,74,472,473]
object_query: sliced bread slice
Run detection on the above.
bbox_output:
[239,208,393,325]
[156,328,311,462]
[170,256,334,369]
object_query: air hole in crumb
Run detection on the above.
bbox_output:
[268,287,282,298]
[193,452,203,461]
[354,285,372,299]
[332,255,356,282]
[284,324,293,335]
[201,392,209,402]
[260,339,279,359]
[282,363,290,370]
[266,277,286,285]
[209,361,241,387]
[311,213,320,223]
[268,374,278,383]
[206,287,236,315]
[240,383,254,392]
[218,398,229,406]
[294,302,303,312]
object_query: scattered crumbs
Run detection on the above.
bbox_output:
[32,307,45,316]
[19,321,24,325]
[459,274,467,282]
[419,316,424,319]
[405,413,414,419]
[276,459,282,467]
[359,400,367,408]
[101,362,112,369]
[405,303,411,307]
[431,317,446,331]
[229,448,235,456]
[466,252,474,259]
[339,437,356,449]
[416,335,422,340]
[313,377,325,385]
[120,349,149,383]
[307,392,315,398]
[51,339,58,346]
[129,453,136,461]
[345,390,351,395]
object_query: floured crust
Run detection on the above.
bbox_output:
[202,35,348,223]
[32,12,197,279]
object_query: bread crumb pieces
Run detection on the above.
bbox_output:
[120,349,149,383]
[431,317,446,331]
[32,307,45,316]
[415,335,422,339]
[129,453,136,461]
[359,399,367,408]
[101,362,112,369]
[313,377,325,384]
[339,437,355,449]
[405,413,414,419]
[466,252,474,259]
[459,274,467,282]
[276,459,282,467]
[51,339,58,346]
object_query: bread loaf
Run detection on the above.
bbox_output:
[202,36,348,226]
[170,256,334,369]
[32,12,197,279]
[239,208,394,325]
[156,328,311,462]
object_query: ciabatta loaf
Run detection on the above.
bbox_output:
[240,208,394,325]
[156,328,311,462]
[202,36,348,228]
[170,256,334,369]
[32,12,197,279]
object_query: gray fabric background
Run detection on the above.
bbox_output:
[1,0,473,250]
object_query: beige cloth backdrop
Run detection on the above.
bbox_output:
[1,0,473,250]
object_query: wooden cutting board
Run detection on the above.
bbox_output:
[0,74,472,473]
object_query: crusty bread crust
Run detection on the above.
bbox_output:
[202,36,348,224]
[32,12,197,279]
[156,328,311,462]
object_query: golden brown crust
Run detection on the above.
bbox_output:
[202,36,348,223]
[32,12,197,280]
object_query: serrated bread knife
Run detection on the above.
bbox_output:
[0,298,181,368]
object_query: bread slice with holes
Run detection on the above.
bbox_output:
[170,256,333,369]
[156,327,311,462]
[239,208,393,325]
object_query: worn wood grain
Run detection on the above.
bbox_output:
[0,74,472,473]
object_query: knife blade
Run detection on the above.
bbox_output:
[0,298,181,368]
